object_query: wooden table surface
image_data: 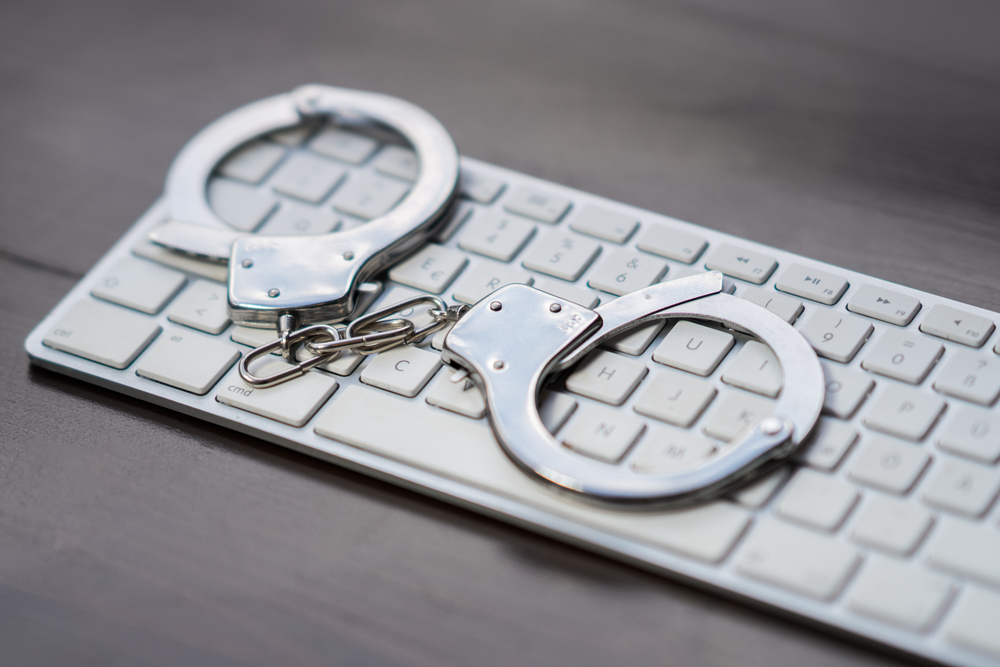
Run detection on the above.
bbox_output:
[4,1,1000,665]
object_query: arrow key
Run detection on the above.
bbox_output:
[168,279,232,334]
[705,244,777,284]
[847,284,921,326]
[920,304,995,348]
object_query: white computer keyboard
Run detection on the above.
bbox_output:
[24,121,1000,667]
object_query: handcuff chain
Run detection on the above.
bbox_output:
[239,296,471,388]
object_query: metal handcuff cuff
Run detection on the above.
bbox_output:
[150,85,825,506]
[149,84,463,386]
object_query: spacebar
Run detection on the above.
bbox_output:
[314,385,751,564]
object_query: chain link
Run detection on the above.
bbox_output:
[239,296,470,388]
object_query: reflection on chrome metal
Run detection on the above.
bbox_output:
[151,84,460,329]
[441,272,825,506]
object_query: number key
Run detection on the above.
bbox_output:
[458,209,536,261]
[861,329,944,384]
[797,310,873,363]
[521,230,601,281]
[587,248,668,296]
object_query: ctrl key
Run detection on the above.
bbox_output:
[216,360,338,427]
[43,300,161,369]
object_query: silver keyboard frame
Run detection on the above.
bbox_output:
[25,156,1000,667]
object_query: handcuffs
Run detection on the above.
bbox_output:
[151,84,825,507]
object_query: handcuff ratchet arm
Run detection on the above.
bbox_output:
[440,271,825,506]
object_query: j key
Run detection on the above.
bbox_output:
[632,367,717,428]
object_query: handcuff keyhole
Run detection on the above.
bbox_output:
[242,259,253,268]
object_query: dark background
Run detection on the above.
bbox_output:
[3,1,1000,665]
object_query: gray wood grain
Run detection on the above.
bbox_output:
[3,0,998,665]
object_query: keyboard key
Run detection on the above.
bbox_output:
[729,467,789,508]
[797,310,873,363]
[735,518,860,600]
[309,127,378,164]
[861,329,944,384]
[794,417,858,471]
[459,168,505,204]
[562,405,645,463]
[926,517,1000,588]
[845,556,953,632]
[133,239,229,283]
[92,257,186,315]
[602,320,664,356]
[635,224,707,264]
[268,125,313,147]
[257,201,340,236]
[820,362,874,419]
[451,262,534,305]
[568,205,638,243]
[360,346,441,398]
[333,171,410,220]
[863,385,946,441]
[633,367,717,427]
[425,370,486,419]
[629,426,717,473]
[652,321,734,376]
[702,391,774,441]
[539,391,578,433]
[936,405,1000,464]
[208,178,278,231]
[388,244,468,293]
[704,243,777,284]
[43,300,161,369]
[458,209,536,261]
[371,285,440,331]
[136,329,240,395]
[371,145,418,181]
[503,186,571,223]
[316,385,750,563]
[922,458,1000,517]
[847,284,921,326]
[564,350,647,406]
[167,279,231,334]
[774,468,859,531]
[432,200,474,243]
[216,361,337,427]
[851,494,933,555]
[230,325,278,351]
[920,304,995,348]
[217,140,286,184]
[586,248,669,296]
[533,278,600,308]
[521,230,601,281]
[847,435,930,494]
[721,341,781,398]
[739,286,804,324]
[933,350,1000,406]
[775,263,848,305]
[944,586,1000,659]
[269,150,348,203]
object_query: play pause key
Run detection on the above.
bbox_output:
[847,285,921,326]
[775,264,848,305]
